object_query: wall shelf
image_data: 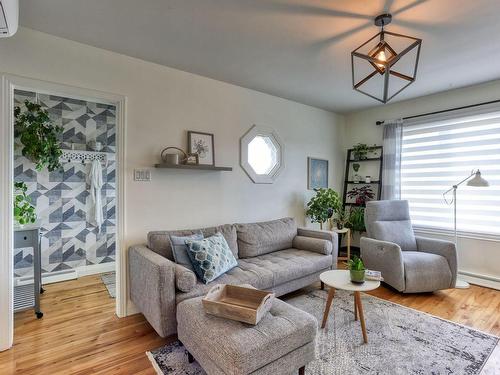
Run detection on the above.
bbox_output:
[154,164,232,171]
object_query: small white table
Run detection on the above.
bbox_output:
[320,270,380,343]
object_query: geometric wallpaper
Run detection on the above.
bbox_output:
[14,89,116,278]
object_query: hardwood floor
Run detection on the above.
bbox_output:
[0,272,499,374]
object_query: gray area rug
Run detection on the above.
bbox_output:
[101,272,116,298]
[147,289,499,374]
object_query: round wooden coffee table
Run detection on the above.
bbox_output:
[320,270,380,343]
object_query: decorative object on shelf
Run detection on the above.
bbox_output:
[351,13,422,103]
[352,143,377,161]
[13,181,37,226]
[365,176,371,183]
[306,188,341,230]
[443,169,489,289]
[87,140,103,152]
[240,125,284,184]
[352,163,360,172]
[14,99,63,171]
[347,206,366,234]
[188,131,215,166]
[60,150,108,165]
[308,157,329,190]
[347,255,366,284]
[185,153,199,165]
[161,146,188,165]
[347,185,375,206]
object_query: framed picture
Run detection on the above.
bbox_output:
[308,157,328,190]
[188,131,215,166]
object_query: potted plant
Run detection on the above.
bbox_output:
[306,188,341,230]
[14,181,37,226]
[15,100,63,172]
[347,255,365,284]
[346,206,366,233]
[352,143,377,161]
[334,208,349,230]
[347,185,375,207]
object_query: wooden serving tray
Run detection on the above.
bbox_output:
[202,284,275,325]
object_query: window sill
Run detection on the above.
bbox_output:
[413,226,500,243]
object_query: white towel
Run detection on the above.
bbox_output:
[87,159,104,232]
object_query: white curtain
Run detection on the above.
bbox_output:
[381,119,403,200]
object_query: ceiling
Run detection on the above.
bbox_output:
[18,0,500,113]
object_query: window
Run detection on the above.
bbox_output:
[401,106,500,236]
[240,125,284,184]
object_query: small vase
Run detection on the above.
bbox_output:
[337,222,344,230]
[353,174,361,183]
[350,269,365,284]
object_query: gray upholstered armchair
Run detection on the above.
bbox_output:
[360,200,457,293]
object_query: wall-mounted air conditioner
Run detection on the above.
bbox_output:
[0,0,18,37]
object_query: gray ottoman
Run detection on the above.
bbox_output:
[177,295,317,375]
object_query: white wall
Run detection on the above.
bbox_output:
[344,80,500,288]
[0,28,345,311]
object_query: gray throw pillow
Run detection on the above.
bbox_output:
[169,232,203,271]
[185,233,238,284]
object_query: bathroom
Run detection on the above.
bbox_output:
[13,89,117,316]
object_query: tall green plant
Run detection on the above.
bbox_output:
[352,143,377,161]
[14,100,63,171]
[346,206,366,233]
[306,188,341,226]
[14,181,37,225]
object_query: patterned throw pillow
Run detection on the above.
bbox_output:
[169,232,204,271]
[185,233,238,284]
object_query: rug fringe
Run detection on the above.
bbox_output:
[146,351,163,375]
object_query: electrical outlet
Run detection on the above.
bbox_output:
[134,169,151,182]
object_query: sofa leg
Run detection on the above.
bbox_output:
[320,281,324,290]
[188,352,194,363]
[299,366,305,375]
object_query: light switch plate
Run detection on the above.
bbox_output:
[134,169,151,182]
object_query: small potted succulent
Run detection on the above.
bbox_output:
[347,255,365,284]
[335,208,349,230]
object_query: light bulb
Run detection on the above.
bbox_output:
[375,50,387,69]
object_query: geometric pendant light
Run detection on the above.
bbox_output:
[351,14,422,103]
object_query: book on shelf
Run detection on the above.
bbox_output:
[365,269,383,281]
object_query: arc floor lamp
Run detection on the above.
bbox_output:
[443,170,489,288]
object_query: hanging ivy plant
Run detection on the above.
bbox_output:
[14,100,63,171]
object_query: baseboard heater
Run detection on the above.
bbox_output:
[14,269,78,312]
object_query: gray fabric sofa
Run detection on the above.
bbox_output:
[361,200,457,293]
[129,217,338,337]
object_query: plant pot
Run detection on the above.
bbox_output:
[350,269,365,284]
[336,222,344,230]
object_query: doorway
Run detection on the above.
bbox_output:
[0,74,126,350]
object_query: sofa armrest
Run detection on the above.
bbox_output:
[360,237,405,292]
[129,244,177,337]
[293,236,332,255]
[297,227,338,266]
[416,236,457,288]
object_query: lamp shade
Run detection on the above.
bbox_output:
[467,170,489,187]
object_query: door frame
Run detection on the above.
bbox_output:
[0,73,127,351]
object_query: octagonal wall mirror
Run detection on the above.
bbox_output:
[240,125,285,184]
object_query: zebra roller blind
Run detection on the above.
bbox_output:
[401,105,500,236]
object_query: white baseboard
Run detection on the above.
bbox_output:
[77,262,115,277]
[458,270,500,291]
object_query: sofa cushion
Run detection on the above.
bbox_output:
[148,224,238,260]
[174,263,197,292]
[243,248,333,286]
[185,233,238,284]
[371,220,417,251]
[402,251,452,292]
[170,232,203,271]
[175,263,274,304]
[236,217,297,258]
[292,235,332,255]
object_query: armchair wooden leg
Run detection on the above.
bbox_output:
[299,366,305,375]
